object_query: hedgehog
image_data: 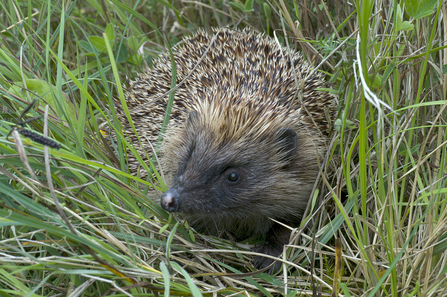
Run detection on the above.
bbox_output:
[115,28,336,270]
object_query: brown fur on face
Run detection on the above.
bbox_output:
[162,91,322,238]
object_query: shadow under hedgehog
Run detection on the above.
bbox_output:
[115,28,336,271]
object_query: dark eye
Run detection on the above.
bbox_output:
[227,172,240,182]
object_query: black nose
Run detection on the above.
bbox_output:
[161,188,180,212]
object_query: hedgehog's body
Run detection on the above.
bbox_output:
[117,28,336,269]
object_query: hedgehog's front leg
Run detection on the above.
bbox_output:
[253,223,291,272]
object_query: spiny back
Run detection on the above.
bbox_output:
[117,28,336,179]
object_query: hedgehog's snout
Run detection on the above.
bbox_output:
[161,187,180,212]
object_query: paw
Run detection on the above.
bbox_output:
[252,223,292,273]
[253,243,283,273]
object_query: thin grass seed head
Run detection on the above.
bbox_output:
[18,129,62,150]
[7,100,62,150]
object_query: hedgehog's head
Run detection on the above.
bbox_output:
[160,89,320,219]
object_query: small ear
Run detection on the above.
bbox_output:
[276,128,297,160]
[186,111,198,129]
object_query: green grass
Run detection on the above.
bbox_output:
[1,0,446,296]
